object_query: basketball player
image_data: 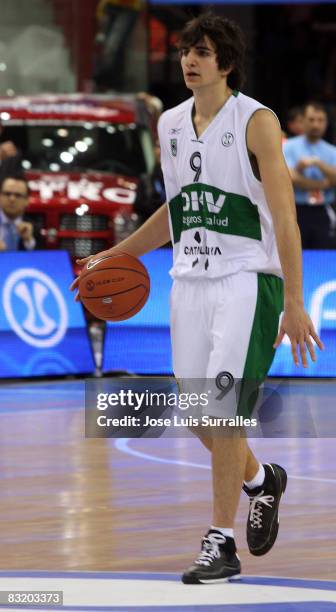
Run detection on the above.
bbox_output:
[71,13,323,583]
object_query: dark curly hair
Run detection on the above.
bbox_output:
[178,12,246,90]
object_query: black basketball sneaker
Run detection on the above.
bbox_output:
[181,530,241,584]
[244,463,287,556]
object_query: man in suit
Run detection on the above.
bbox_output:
[0,176,37,251]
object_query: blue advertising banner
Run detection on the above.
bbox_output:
[270,251,336,376]
[103,249,173,374]
[0,251,95,377]
[103,249,336,377]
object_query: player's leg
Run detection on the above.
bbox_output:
[182,430,243,584]
[191,271,266,530]
[245,445,261,481]
[171,279,241,584]
[182,434,245,584]
[187,271,269,484]
[211,434,247,527]
[196,273,263,582]
[231,272,287,557]
[200,404,287,558]
[181,273,260,584]
[192,421,261,482]
[193,272,286,579]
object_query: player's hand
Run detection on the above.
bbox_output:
[0,239,6,251]
[69,255,93,302]
[273,303,324,367]
[69,248,120,301]
[16,221,33,241]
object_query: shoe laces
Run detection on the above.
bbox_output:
[195,532,225,566]
[249,490,274,529]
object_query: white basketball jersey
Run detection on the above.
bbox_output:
[158,91,282,279]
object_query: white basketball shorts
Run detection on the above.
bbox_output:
[170,271,283,417]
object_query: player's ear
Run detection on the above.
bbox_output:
[221,65,232,78]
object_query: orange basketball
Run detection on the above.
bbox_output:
[78,253,150,321]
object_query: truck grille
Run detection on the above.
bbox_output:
[60,214,109,231]
[60,238,107,258]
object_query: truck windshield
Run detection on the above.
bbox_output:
[2,122,154,176]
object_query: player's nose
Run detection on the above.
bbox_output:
[185,59,198,73]
[184,49,197,64]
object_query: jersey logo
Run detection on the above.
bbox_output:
[170,138,177,157]
[182,189,226,215]
[221,132,234,147]
[168,183,262,245]
[169,128,182,135]
[190,152,202,182]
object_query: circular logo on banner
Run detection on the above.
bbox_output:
[221,132,234,147]
[3,268,68,348]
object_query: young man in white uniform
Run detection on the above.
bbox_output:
[72,13,323,584]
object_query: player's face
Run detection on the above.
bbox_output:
[303,106,327,141]
[180,36,225,91]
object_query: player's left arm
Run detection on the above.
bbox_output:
[247,109,324,367]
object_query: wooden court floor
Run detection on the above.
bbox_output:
[0,379,335,580]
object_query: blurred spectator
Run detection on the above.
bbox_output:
[0,176,39,251]
[286,106,304,137]
[151,138,165,206]
[126,92,164,221]
[0,123,22,183]
[134,94,165,220]
[134,139,166,221]
[136,91,163,140]
[137,92,163,124]
[283,102,336,248]
[93,0,143,90]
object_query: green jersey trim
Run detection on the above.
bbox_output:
[238,273,284,417]
[168,182,262,244]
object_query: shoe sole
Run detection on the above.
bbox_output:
[249,463,287,557]
[182,573,241,585]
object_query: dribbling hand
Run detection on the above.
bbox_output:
[69,248,120,301]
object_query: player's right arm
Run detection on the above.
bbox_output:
[70,202,170,299]
[79,202,170,260]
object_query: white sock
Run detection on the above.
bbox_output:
[244,463,265,490]
[210,526,234,539]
